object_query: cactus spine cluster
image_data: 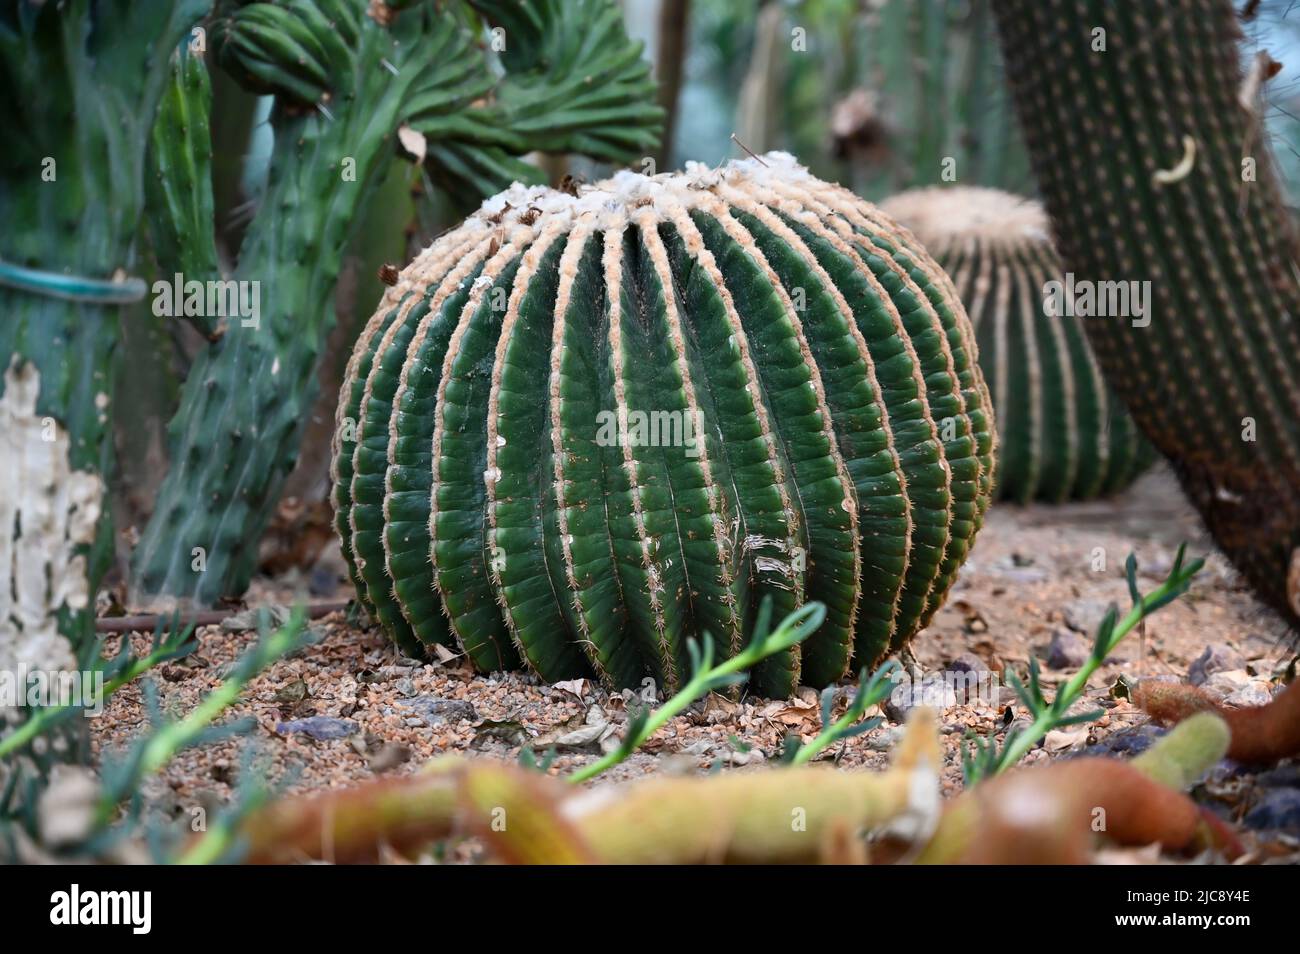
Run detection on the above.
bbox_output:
[881,186,1154,502]
[993,0,1300,627]
[332,154,996,694]
[131,0,663,607]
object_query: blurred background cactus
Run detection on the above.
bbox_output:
[0,0,209,661]
[658,0,1030,199]
[991,0,1300,628]
[881,186,1155,503]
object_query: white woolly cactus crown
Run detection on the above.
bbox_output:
[877,185,1052,255]
[332,153,994,697]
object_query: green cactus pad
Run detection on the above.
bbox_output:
[332,154,995,692]
[881,186,1154,503]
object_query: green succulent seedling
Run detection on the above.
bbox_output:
[521,597,827,785]
[0,608,311,862]
[780,661,900,766]
[962,545,1205,785]
[0,615,198,762]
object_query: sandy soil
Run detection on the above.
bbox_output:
[91,465,1300,861]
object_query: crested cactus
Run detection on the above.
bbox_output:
[332,154,996,694]
[992,0,1300,627]
[131,0,664,607]
[881,186,1154,502]
[0,0,208,660]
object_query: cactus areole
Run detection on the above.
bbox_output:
[332,154,996,695]
[881,186,1154,503]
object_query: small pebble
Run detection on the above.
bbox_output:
[867,726,905,751]
[1046,629,1090,670]
[274,716,359,740]
[1244,788,1300,831]
[1188,643,1246,686]
[1200,670,1253,701]
[1064,598,1112,635]
[404,696,477,725]
[1221,682,1274,708]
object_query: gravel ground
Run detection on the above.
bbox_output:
[91,465,1300,861]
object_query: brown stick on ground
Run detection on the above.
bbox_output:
[95,600,349,634]
[1134,678,1300,764]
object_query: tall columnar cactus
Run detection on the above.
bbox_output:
[881,186,1154,502]
[0,0,208,662]
[131,0,663,607]
[331,154,996,695]
[992,0,1300,627]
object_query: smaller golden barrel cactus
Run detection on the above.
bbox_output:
[881,186,1154,503]
[332,154,996,695]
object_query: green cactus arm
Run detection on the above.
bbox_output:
[145,42,224,340]
[991,0,1300,626]
[134,1,457,606]
[331,297,408,623]
[402,14,547,195]
[431,253,534,671]
[350,289,429,658]
[726,209,908,669]
[689,210,862,689]
[422,141,546,198]
[0,0,208,661]
[774,205,955,650]
[655,224,804,697]
[490,238,614,681]
[545,235,650,688]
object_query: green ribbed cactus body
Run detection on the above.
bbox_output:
[993,0,1300,627]
[332,154,995,694]
[881,187,1154,503]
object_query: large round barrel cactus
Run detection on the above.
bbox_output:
[332,154,995,695]
[881,186,1154,503]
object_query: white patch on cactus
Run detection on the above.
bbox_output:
[0,358,102,695]
[1152,135,1197,187]
[396,124,427,164]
